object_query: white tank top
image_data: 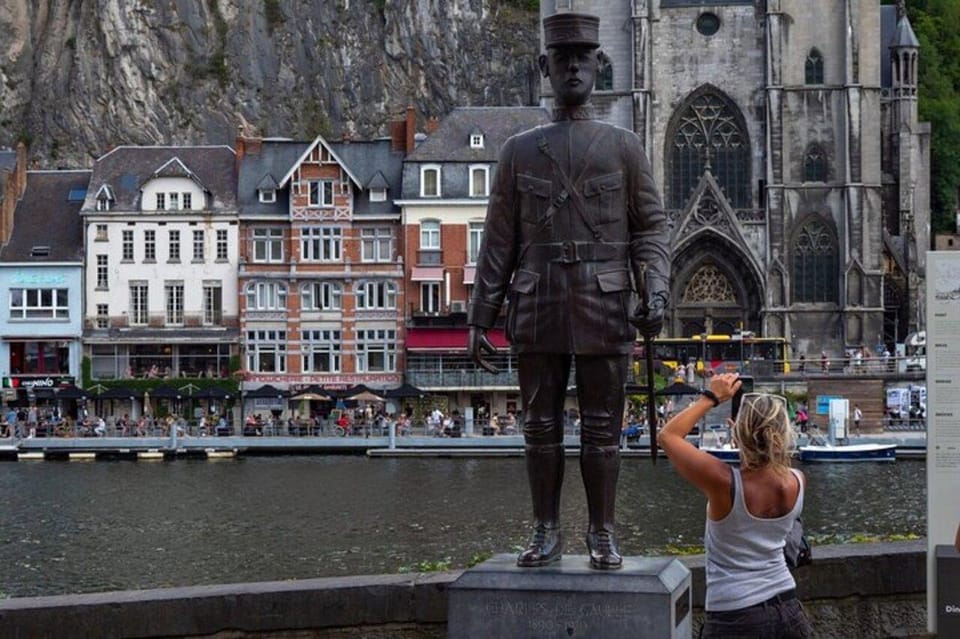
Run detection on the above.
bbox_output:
[704,467,803,611]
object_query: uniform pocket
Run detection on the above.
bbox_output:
[596,268,633,342]
[583,171,624,225]
[506,269,539,344]
[517,173,552,226]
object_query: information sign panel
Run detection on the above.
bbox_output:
[925,252,960,633]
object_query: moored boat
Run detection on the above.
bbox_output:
[701,444,740,463]
[798,442,896,462]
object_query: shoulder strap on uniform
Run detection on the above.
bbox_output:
[535,127,603,240]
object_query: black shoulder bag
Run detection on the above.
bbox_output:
[784,517,812,569]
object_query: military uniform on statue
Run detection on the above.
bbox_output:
[468,13,671,570]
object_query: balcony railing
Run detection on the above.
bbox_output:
[417,250,442,265]
[406,353,518,389]
[406,367,520,389]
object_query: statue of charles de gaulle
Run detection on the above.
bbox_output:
[468,12,671,570]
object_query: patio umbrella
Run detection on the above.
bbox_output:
[292,391,331,401]
[341,384,372,398]
[244,384,288,399]
[347,390,385,403]
[192,386,233,400]
[150,385,182,400]
[56,384,88,400]
[384,383,427,399]
[95,386,137,401]
[291,384,331,401]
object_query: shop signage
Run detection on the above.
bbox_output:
[2,375,75,389]
[246,374,401,386]
[11,271,67,286]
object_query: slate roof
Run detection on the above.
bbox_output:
[329,139,404,216]
[893,14,920,48]
[83,146,237,212]
[405,107,550,163]
[238,137,405,218]
[237,139,309,217]
[0,149,17,202]
[0,150,15,173]
[0,170,91,262]
[880,7,919,89]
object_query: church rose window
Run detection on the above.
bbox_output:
[682,265,736,304]
[792,219,837,303]
[668,90,750,209]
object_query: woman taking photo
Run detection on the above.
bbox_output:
[658,372,812,638]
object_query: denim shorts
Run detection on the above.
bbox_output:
[699,591,812,639]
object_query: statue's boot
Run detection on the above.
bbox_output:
[581,444,623,570]
[517,442,565,567]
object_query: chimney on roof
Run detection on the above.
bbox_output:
[15,141,26,199]
[235,126,262,174]
[0,142,28,246]
[425,117,440,135]
[389,106,418,155]
[405,106,416,154]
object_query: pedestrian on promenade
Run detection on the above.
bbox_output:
[853,404,862,436]
[658,373,811,638]
[820,350,828,373]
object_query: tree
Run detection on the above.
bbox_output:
[907,0,960,235]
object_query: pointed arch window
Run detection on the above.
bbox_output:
[803,144,828,182]
[667,89,750,209]
[805,49,824,85]
[595,52,613,91]
[792,219,837,303]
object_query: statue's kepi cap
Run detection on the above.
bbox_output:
[543,12,600,49]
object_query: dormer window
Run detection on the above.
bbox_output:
[469,165,490,197]
[95,185,114,211]
[421,165,441,198]
[156,193,166,210]
[470,134,484,149]
[370,187,387,202]
[259,189,276,203]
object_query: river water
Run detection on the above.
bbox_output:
[0,456,924,598]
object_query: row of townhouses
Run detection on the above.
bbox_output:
[0,107,548,419]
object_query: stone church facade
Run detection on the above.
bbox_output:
[541,0,929,357]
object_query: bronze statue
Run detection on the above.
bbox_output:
[468,12,671,570]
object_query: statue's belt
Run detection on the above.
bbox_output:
[523,241,628,264]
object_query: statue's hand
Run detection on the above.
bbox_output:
[630,291,668,338]
[469,326,500,374]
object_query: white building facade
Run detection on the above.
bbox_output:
[81,147,240,386]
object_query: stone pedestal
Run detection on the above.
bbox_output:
[448,554,691,639]
[937,545,960,635]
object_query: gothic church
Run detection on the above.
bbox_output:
[541,0,929,356]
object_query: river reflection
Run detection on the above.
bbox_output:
[0,456,924,598]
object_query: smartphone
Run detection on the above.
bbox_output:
[730,375,754,421]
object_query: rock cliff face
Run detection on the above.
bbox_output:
[0,0,539,166]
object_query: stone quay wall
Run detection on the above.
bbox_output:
[0,541,931,638]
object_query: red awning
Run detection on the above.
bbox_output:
[405,327,509,350]
[411,267,444,282]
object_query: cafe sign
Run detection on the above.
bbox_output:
[2,375,75,389]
